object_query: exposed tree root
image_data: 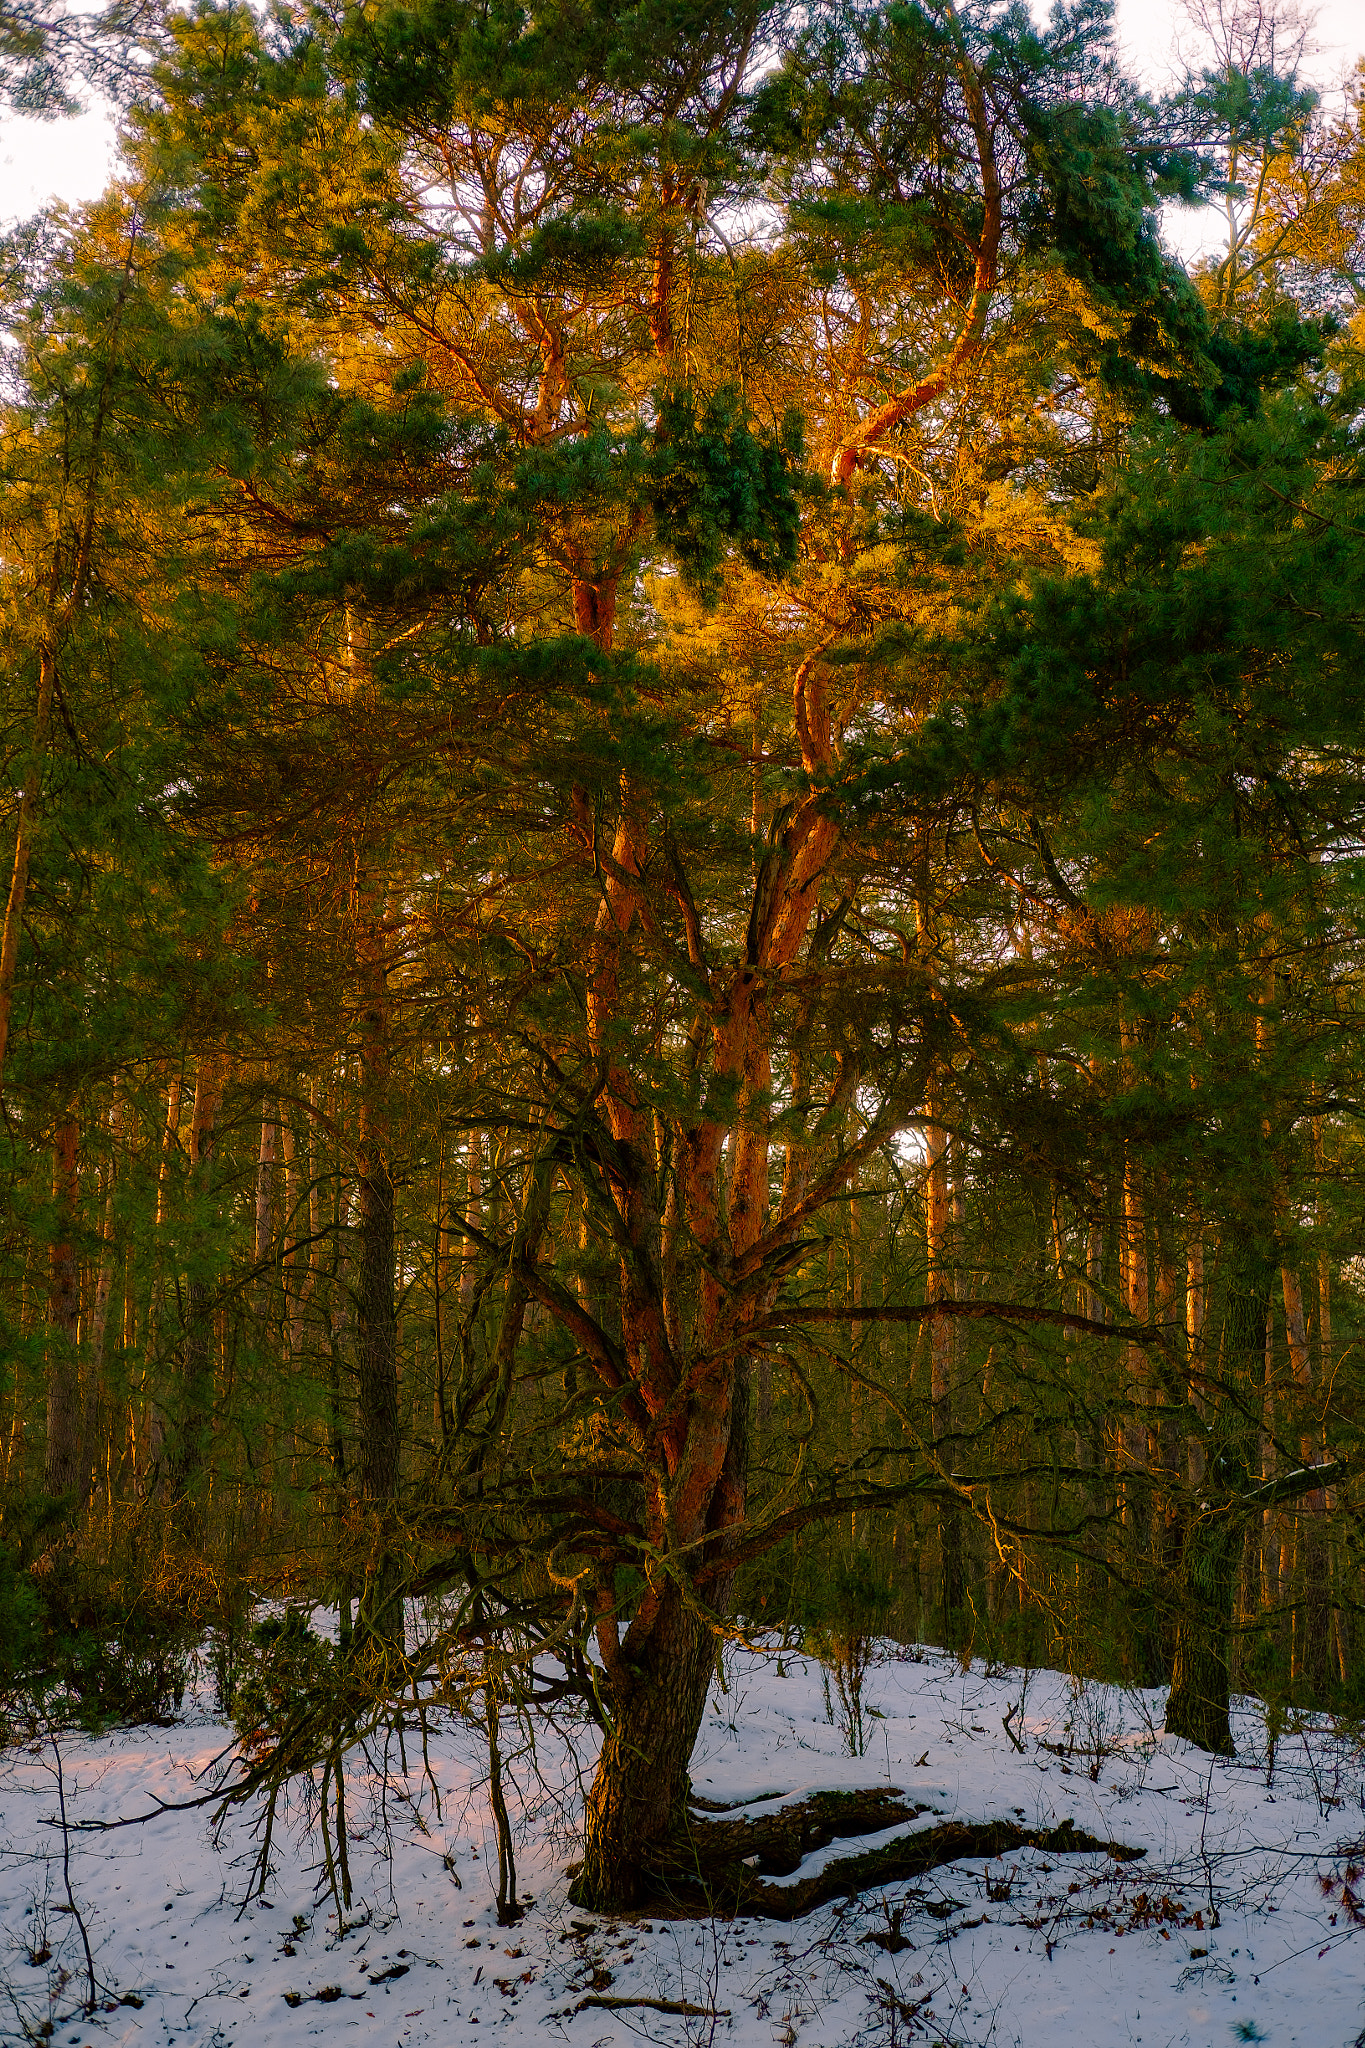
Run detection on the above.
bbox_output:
[681,1787,934,1879]
[629,1789,1142,1920]
[571,1995,731,2018]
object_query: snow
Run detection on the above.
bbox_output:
[3,1643,1364,2047]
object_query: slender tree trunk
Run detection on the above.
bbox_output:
[82,1103,122,1513]
[304,1075,327,1354]
[1257,1304,1279,1609]
[1310,1116,1334,1690]
[282,1109,306,1360]
[1120,1143,1151,1560]
[354,885,402,1655]
[154,1071,181,1227]
[1167,1231,1274,1754]
[0,645,58,1102]
[44,1113,82,1497]
[1152,1210,1182,1521]
[324,1102,356,1651]
[1283,1258,1328,1693]
[253,1095,277,1319]
[918,852,964,1647]
[925,1081,964,1645]
[169,1058,223,1514]
[1185,1227,1210,1488]
[459,1129,483,1314]
[142,1069,184,1481]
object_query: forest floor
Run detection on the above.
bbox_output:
[2,1640,1363,2048]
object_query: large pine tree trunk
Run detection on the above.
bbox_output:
[551,625,842,1907]
[573,1585,716,1910]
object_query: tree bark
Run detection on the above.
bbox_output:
[1120,1142,1151,1563]
[1166,1231,1274,1754]
[169,1057,223,1514]
[142,1068,184,1482]
[282,1108,307,1360]
[354,882,402,1655]
[43,1113,82,1498]
[925,1081,964,1645]
[82,1101,123,1513]
[0,644,58,1102]
[253,1095,277,1322]
[1283,1257,1329,1693]
[556,632,847,1906]
[573,1584,716,1910]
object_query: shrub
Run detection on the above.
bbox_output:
[232,1610,335,1755]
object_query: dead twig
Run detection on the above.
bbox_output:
[51,1737,98,2016]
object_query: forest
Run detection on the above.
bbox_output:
[1,0,1364,1932]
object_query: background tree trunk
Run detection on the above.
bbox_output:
[1167,1232,1274,1753]
[354,884,402,1654]
[169,1057,223,1515]
[43,1112,82,1497]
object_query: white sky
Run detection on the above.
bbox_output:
[0,0,1362,239]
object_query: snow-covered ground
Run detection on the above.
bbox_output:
[3,1642,1363,2047]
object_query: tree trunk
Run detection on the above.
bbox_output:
[169,1058,223,1513]
[1120,1141,1151,1563]
[548,629,845,1908]
[925,1085,964,1646]
[44,1113,82,1497]
[142,1068,184,1482]
[1153,1205,1183,1564]
[282,1108,306,1360]
[354,886,402,1655]
[82,1102,123,1513]
[1282,1257,1329,1694]
[0,643,58,1103]
[572,1584,716,1910]
[918,851,964,1649]
[253,1095,277,1321]
[1166,1231,1273,1754]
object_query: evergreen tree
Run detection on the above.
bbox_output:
[2,0,1364,1924]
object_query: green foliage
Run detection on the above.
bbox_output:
[794,1547,894,1759]
[472,211,646,291]
[650,386,803,592]
[0,1532,197,1733]
[0,1537,45,1701]
[56,1604,196,1731]
[231,1611,335,1754]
